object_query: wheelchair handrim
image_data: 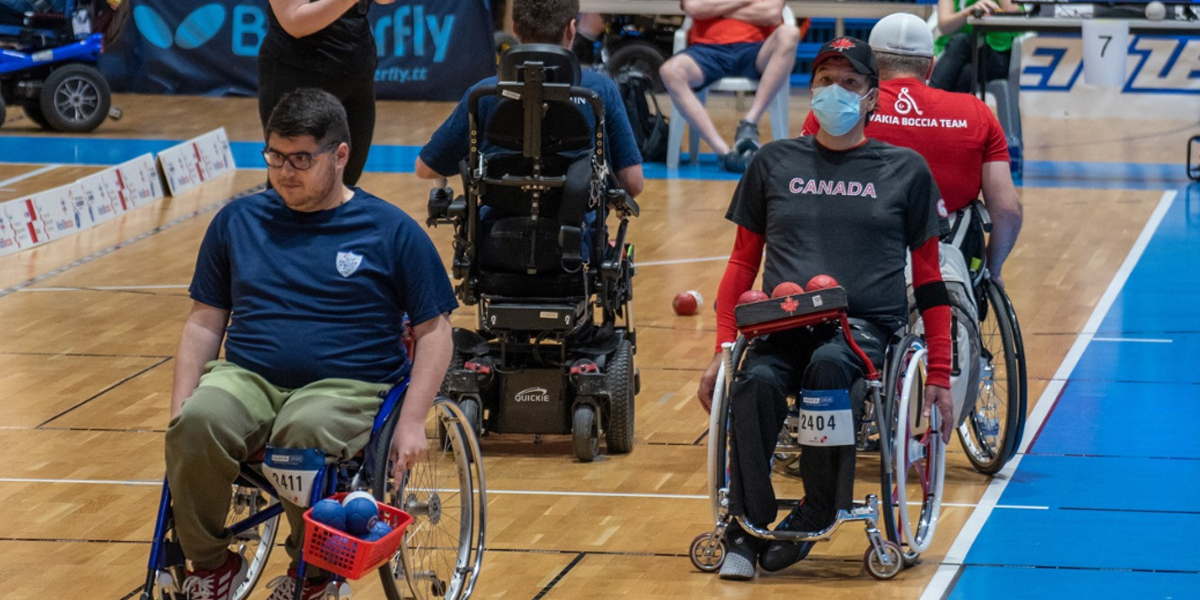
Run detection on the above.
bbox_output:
[892,347,943,555]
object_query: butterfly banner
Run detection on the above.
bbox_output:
[100,0,494,101]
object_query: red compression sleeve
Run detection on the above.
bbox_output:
[911,237,952,388]
[715,226,766,353]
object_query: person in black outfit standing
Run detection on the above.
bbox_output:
[258,0,389,186]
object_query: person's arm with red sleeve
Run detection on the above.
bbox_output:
[697,226,765,412]
[911,236,955,441]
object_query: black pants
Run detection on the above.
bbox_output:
[258,58,376,187]
[727,322,887,530]
[930,33,1011,94]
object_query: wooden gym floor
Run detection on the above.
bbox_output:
[0,91,1196,600]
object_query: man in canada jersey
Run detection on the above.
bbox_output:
[659,0,800,172]
[801,13,1022,285]
[697,37,955,580]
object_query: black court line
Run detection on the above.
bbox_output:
[36,426,166,433]
[958,563,1200,576]
[531,551,586,600]
[116,585,142,600]
[36,356,171,428]
[0,351,174,359]
[0,184,263,299]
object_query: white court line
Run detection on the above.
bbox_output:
[19,284,189,292]
[920,190,1178,600]
[1091,337,1173,344]
[0,163,63,189]
[0,477,1050,510]
[637,256,727,267]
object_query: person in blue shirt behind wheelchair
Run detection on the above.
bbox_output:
[164,88,457,600]
[414,0,645,202]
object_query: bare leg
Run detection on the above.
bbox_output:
[660,53,730,155]
[745,22,800,124]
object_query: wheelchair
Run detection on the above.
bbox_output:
[919,203,1028,475]
[140,387,487,600]
[0,0,117,132]
[689,286,946,579]
[426,44,641,463]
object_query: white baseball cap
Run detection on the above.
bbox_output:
[869,13,934,58]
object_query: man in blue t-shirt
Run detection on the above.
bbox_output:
[164,88,457,600]
[414,0,644,199]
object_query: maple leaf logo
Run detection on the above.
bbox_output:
[781,297,800,313]
[830,38,855,51]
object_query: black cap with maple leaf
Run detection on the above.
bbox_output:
[812,37,879,86]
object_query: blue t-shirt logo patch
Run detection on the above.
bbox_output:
[336,251,363,277]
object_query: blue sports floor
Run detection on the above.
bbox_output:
[941,187,1200,600]
[1,135,1197,599]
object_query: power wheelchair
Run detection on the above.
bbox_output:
[0,0,116,132]
[689,287,946,579]
[140,385,487,600]
[426,44,641,462]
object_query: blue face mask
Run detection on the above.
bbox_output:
[811,84,866,137]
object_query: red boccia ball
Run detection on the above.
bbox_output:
[806,274,839,291]
[737,290,770,305]
[771,282,805,298]
[672,290,702,316]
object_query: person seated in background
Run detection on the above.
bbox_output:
[929,0,1021,93]
[658,0,799,173]
[415,0,643,199]
[801,12,1022,285]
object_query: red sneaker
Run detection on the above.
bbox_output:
[265,570,331,600]
[181,551,248,600]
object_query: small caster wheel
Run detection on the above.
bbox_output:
[689,532,726,572]
[864,540,904,580]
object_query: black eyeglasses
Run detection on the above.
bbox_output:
[261,142,338,170]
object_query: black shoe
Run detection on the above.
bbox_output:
[718,150,750,174]
[734,119,761,154]
[718,523,761,580]
[758,510,816,572]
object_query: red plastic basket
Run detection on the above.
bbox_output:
[302,492,414,580]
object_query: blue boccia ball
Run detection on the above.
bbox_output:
[344,497,379,536]
[362,520,394,542]
[311,498,347,532]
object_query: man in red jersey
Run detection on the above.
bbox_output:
[659,0,799,173]
[697,37,955,580]
[801,12,1022,285]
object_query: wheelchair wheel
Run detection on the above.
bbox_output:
[879,334,944,564]
[39,63,111,133]
[689,532,726,572]
[605,338,635,454]
[372,397,486,600]
[142,483,279,600]
[573,403,600,462]
[707,338,746,521]
[957,279,1027,474]
[22,102,50,129]
[226,483,279,599]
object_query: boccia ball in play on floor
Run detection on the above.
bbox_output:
[344,497,380,536]
[737,290,770,305]
[310,498,347,531]
[771,282,804,298]
[806,274,839,291]
[672,290,703,315]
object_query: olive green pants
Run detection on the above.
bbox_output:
[165,361,389,570]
